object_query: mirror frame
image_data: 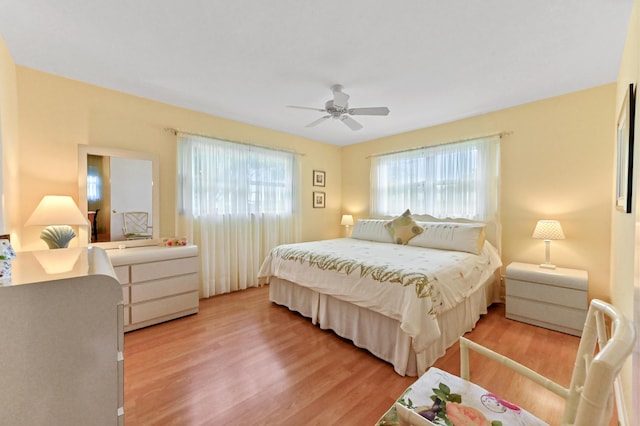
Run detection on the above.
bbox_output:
[78,145,160,249]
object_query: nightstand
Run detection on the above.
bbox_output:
[505,262,588,336]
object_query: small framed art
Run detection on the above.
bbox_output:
[616,83,635,213]
[313,170,326,187]
[313,191,325,208]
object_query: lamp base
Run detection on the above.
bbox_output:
[40,225,76,249]
[539,263,556,270]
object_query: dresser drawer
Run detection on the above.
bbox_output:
[123,306,130,326]
[113,265,130,284]
[506,278,587,310]
[131,273,198,303]
[131,292,199,324]
[130,257,199,283]
[122,287,130,305]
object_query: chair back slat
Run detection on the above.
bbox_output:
[563,299,636,426]
[122,211,152,239]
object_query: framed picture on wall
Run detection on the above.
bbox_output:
[616,83,635,213]
[313,170,326,187]
[313,191,325,208]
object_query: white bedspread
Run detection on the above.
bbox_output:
[258,238,501,352]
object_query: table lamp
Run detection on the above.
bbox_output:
[25,195,89,249]
[341,214,354,237]
[532,220,565,269]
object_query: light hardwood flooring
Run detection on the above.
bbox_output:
[124,286,584,425]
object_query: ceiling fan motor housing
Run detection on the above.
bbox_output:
[325,100,347,118]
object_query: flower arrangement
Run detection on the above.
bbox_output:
[161,237,187,247]
[0,239,16,281]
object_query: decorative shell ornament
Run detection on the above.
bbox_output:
[40,225,76,249]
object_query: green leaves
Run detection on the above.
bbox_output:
[432,388,448,402]
[431,383,461,405]
[406,397,414,409]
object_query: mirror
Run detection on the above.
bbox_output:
[78,145,160,249]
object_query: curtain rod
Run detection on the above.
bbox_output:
[165,127,306,156]
[365,131,512,159]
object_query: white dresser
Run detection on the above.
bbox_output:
[106,245,199,332]
[505,262,588,336]
[0,247,124,425]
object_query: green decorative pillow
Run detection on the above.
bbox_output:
[384,209,424,244]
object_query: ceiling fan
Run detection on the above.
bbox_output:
[287,84,390,131]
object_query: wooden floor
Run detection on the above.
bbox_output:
[124,286,582,425]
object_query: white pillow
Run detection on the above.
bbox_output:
[351,219,394,243]
[408,221,486,254]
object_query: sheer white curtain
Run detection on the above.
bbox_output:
[177,133,301,297]
[370,136,500,221]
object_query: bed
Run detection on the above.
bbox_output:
[258,212,502,376]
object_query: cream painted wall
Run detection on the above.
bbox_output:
[342,85,615,302]
[0,37,20,242]
[612,0,639,422]
[13,66,342,251]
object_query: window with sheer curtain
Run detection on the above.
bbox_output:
[370,136,500,221]
[177,133,301,297]
[87,166,102,202]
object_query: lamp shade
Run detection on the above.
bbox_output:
[25,196,88,227]
[532,220,565,240]
[341,214,354,226]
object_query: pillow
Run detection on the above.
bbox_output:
[408,221,486,254]
[351,219,395,243]
[384,209,424,244]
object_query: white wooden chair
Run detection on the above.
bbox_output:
[122,211,153,240]
[389,299,636,426]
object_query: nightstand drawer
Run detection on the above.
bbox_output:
[506,297,586,335]
[506,278,587,310]
[506,262,587,290]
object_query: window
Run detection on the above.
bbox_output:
[178,135,298,216]
[370,136,500,220]
[176,133,301,297]
[87,165,102,202]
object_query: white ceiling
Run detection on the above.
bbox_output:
[0,0,633,146]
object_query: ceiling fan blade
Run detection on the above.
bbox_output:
[340,116,363,131]
[348,107,390,116]
[333,90,350,109]
[287,105,326,112]
[305,115,331,128]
